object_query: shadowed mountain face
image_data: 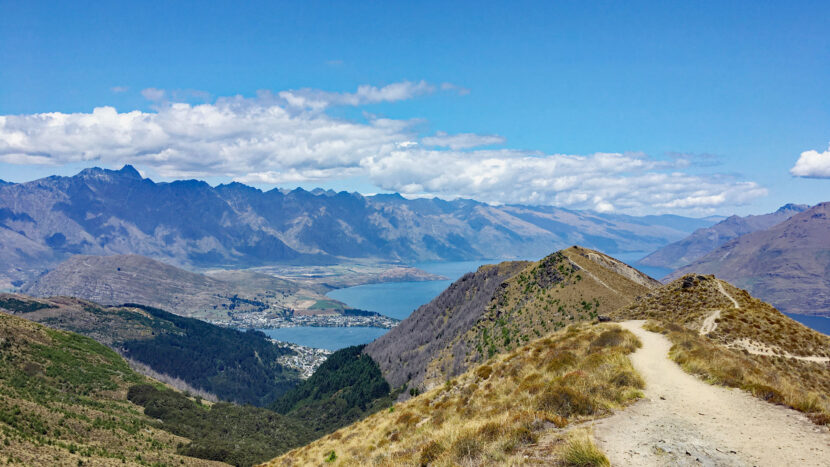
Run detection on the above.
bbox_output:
[0,165,716,287]
[365,246,659,392]
[668,202,830,316]
[639,204,808,271]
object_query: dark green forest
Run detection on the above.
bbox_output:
[128,384,314,467]
[272,345,394,435]
[120,304,298,406]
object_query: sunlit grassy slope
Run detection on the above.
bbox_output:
[264,322,643,466]
[613,274,830,424]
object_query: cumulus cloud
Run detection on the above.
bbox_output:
[790,145,830,178]
[0,81,767,215]
[421,131,506,150]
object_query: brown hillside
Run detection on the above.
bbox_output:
[263,322,643,466]
[366,246,659,392]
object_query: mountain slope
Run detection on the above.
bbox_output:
[611,274,830,423]
[0,165,715,286]
[265,322,644,466]
[0,294,301,406]
[270,345,395,437]
[667,202,830,316]
[638,203,807,270]
[365,246,659,391]
[0,310,224,466]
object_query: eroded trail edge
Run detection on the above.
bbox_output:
[592,320,829,467]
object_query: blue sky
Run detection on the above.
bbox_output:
[1,0,828,215]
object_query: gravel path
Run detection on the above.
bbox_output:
[592,321,830,466]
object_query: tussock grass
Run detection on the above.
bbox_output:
[420,247,656,390]
[561,431,610,467]
[263,323,642,466]
[615,274,830,425]
[647,320,830,425]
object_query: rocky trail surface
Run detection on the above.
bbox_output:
[592,321,830,466]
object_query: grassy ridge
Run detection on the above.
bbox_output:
[265,322,642,466]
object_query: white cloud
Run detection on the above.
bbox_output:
[0,82,768,215]
[277,80,435,110]
[421,131,505,150]
[790,145,830,178]
[111,86,129,93]
[141,87,166,101]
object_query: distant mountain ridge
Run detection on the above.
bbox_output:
[0,165,717,287]
[639,203,808,270]
[667,202,830,316]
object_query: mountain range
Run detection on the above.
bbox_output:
[0,165,719,288]
[639,203,808,270]
[668,202,830,316]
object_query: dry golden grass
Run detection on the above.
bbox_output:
[644,319,830,425]
[618,274,829,358]
[262,322,644,466]
[615,274,830,424]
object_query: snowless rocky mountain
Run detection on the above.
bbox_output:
[0,165,716,288]
[639,203,808,271]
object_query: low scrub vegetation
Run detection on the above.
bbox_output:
[127,384,315,466]
[645,320,830,425]
[272,345,395,437]
[0,311,201,466]
[264,322,643,466]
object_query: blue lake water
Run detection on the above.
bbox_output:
[786,313,830,335]
[259,326,388,350]
[327,259,501,320]
[260,260,498,350]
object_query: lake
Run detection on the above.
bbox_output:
[786,313,830,335]
[326,259,501,320]
[257,260,500,350]
[260,326,388,351]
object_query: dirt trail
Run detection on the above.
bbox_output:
[593,321,829,466]
[699,309,721,335]
[717,280,740,309]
